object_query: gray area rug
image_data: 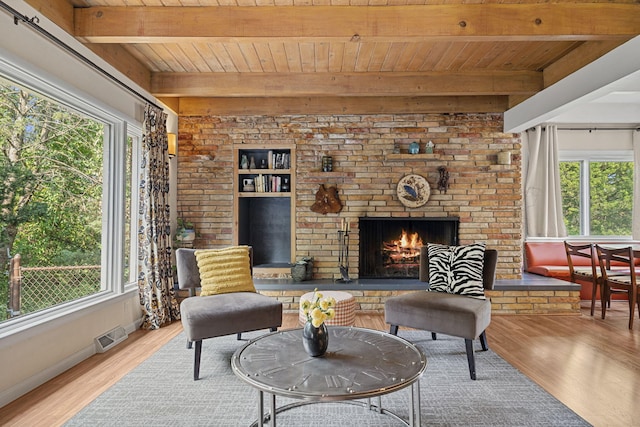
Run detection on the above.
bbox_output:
[66,330,590,426]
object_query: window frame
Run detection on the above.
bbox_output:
[124,130,142,292]
[0,51,141,334]
[559,149,634,238]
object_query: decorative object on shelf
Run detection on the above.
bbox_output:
[300,289,336,357]
[281,177,290,192]
[425,140,434,154]
[396,174,431,208]
[240,154,249,169]
[409,141,420,154]
[437,166,450,193]
[393,144,400,154]
[260,158,267,168]
[249,156,257,169]
[322,155,333,172]
[242,178,255,192]
[310,184,342,214]
[497,150,512,165]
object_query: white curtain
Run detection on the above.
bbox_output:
[524,125,568,237]
[633,129,640,240]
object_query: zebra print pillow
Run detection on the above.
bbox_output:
[427,243,486,299]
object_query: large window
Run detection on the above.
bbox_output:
[0,70,138,323]
[559,151,633,237]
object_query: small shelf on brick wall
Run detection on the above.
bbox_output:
[305,171,355,178]
[386,153,439,160]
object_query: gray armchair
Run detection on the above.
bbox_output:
[176,247,283,380]
[385,246,498,380]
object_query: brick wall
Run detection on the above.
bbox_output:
[177,113,523,280]
[176,288,581,316]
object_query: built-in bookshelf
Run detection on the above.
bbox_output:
[233,144,296,272]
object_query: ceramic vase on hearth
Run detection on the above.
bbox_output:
[291,263,307,282]
[302,321,328,357]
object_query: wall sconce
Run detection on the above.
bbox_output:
[167,133,177,158]
[497,150,512,165]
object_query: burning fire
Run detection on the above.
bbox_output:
[383,229,424,264]
[394,230,423,249]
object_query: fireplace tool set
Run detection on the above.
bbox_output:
[337,220,352,282]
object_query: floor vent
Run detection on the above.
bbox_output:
[95,326,128,353]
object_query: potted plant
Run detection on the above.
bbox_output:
[175,218,196,243]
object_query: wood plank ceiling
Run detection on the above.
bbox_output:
[26,0,640,115]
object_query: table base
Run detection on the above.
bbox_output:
[252,381,421,427]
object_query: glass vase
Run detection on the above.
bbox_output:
[302,321,328,357]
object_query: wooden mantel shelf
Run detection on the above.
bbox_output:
[385,153,439,160]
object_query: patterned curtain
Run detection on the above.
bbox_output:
[138,104,180,329]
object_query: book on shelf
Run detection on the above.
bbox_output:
[271,152,290,170]
[254,174,286,193]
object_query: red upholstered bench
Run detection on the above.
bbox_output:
[524,241,638,301]
[525,242,576,281]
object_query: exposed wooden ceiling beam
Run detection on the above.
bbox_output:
[85,44,151,92]
[74,5,640,44]
[151,71,542,97]
[543,40,629,88]
[171,96,509,116]
[24,0,152,92]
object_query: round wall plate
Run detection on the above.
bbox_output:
[396,174,431,208]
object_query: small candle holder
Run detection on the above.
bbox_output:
[322,155,333,172]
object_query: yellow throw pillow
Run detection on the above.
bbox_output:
[194,246,256,296]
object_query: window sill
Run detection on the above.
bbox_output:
[0,289,138,346]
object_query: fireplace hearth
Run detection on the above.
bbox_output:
[359,217,459,279]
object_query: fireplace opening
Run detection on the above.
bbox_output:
[359,217,459,279]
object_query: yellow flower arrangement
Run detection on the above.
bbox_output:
[301,289,336,327]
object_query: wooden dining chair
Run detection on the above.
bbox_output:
[594,245,639,329]
[564,242,600,316]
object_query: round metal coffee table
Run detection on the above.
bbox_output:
[231,326,426,426]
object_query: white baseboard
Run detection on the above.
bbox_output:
[0,317,141,408]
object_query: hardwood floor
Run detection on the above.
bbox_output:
[1,301,638,427]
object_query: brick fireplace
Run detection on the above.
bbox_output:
[359,217,459,279]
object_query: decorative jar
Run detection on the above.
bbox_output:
[302,321,329,357]
[291,263,307,282]
[409,141,420,154]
